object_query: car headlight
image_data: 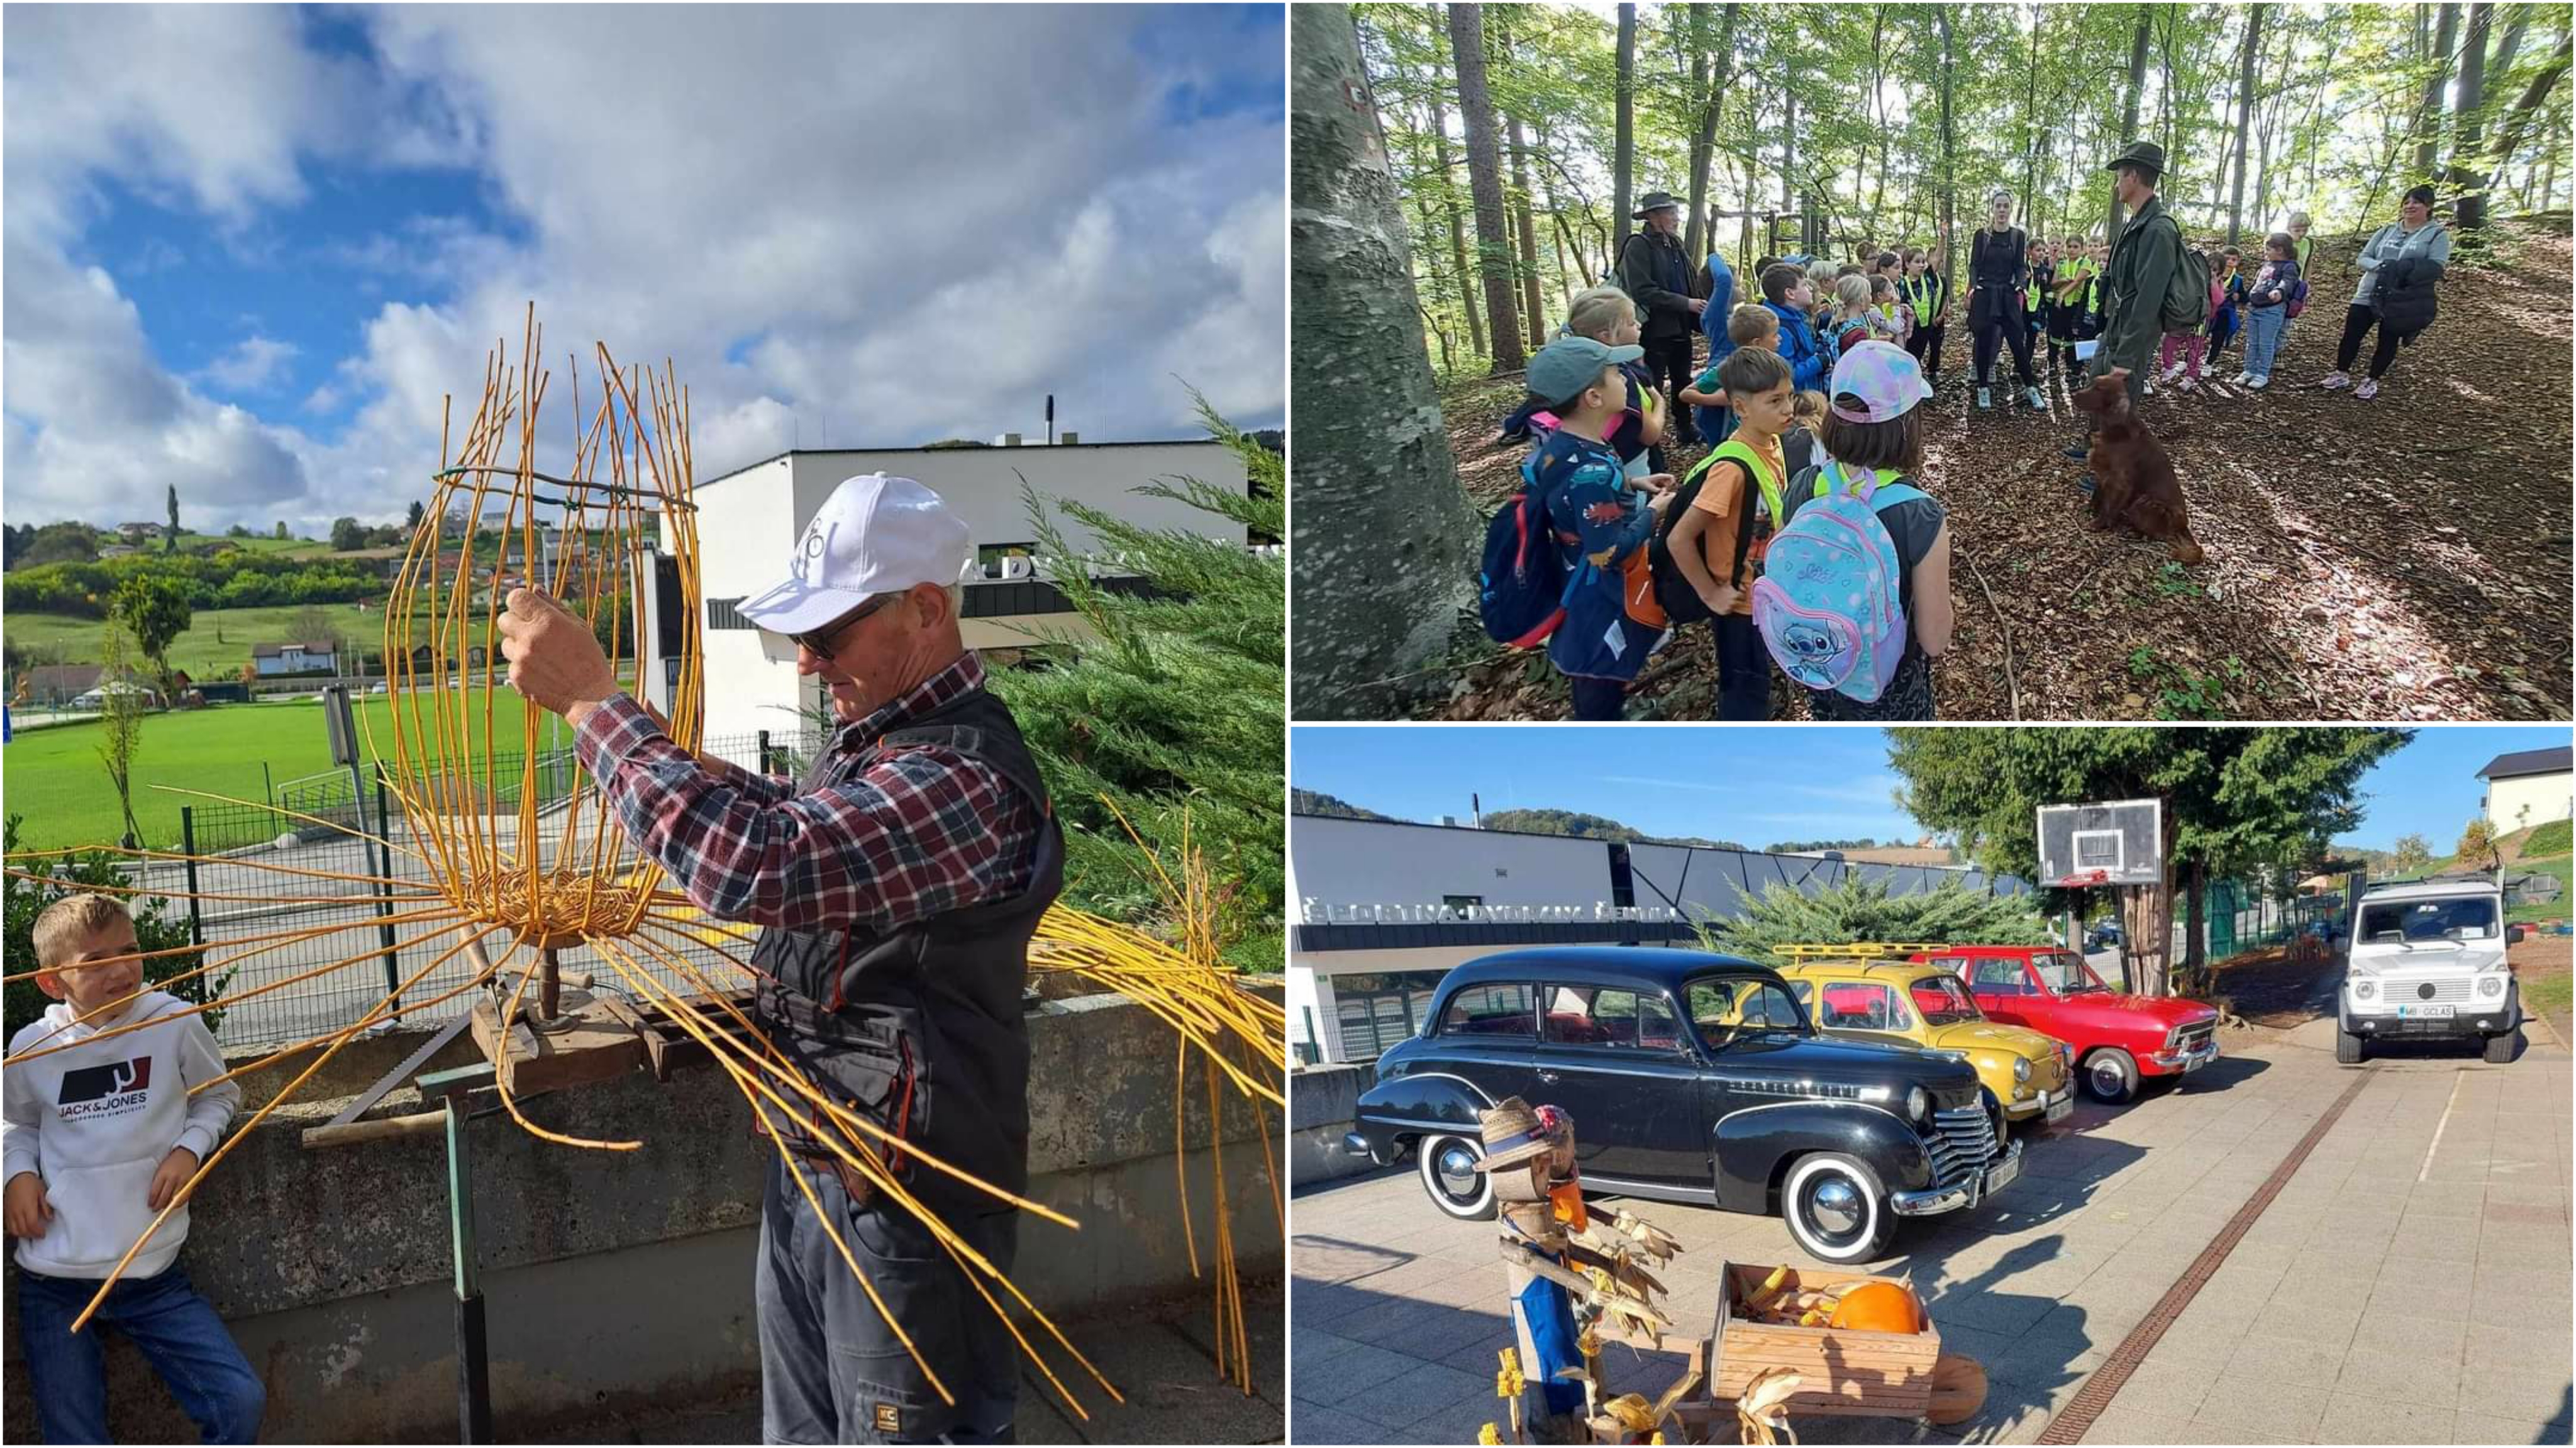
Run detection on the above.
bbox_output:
[2355,979,2375,1000]
[2480,976,2504,998]
[2013,1056,2031,1083]
[1906,1086,1928,1121]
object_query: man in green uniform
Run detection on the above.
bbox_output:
[2068,141,2183,487]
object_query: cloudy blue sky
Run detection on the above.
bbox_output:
[3,4,1284,536]
[1292,727,2573,853]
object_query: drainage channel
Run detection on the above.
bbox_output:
[2035,1062,2379,1445]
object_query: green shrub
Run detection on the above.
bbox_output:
[1696,874,2052,967]
[2524,818,2572,859]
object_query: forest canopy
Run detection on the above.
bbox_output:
[1355,2,2573,376]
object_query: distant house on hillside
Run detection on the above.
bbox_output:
[19,664,108,706]
[252,641,340,677]
[116,521,165,540]
[2479,747,2573,833]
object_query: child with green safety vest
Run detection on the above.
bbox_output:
[1898,249,1948,386]
[2024,240,2055,362]
[1649,345,1808,720]
[2048,242,2096,382]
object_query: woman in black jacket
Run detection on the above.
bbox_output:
[2319,185,2451,401]
[1965,191,2043,411]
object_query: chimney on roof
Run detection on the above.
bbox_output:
[1059,430,1079,445]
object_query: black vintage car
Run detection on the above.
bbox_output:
[1345,948,2023,1264]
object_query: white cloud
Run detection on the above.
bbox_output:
[199,335,299,393]
[2,6,1283,535]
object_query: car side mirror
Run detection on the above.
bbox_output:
[2507,924,2528,945]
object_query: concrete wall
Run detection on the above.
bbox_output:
[1288,1064,1379,1190]
[3,989,1281,1443]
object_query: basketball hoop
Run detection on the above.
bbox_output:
[2053,869,2114,889]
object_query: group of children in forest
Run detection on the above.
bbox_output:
[1484,266,1952,723]
[1484,210,2322,724]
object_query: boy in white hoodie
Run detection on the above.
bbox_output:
[4,893,264,1444]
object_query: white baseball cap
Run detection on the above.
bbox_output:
[735,472,972,636]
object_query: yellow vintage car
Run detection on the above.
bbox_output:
[1774,951,2076,1126]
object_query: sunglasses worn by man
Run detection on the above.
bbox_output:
[789,591,898,657]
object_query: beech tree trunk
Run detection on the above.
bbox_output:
[2452,3,2494,228]
[1447,3,1524,370]
[1613,2,1636,247]
[1682,4,1719,264]
[2416,4,2462,179]
[1424,14,1485,356]
[2110,6,2152,237]
[2226,5,2263,243]
[2485,33,2575,212]
[1938,7,1958,287]
[1289,4,1480,713]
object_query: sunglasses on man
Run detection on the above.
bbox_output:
[788,591,899,656]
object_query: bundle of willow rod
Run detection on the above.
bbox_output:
[0,311,1122,1421]
[1028,808,1285,1394]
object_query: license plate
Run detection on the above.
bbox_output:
[1985,1153,2021,1194]
[2397,1004,2455,1018]
[2183,1051,2209,1072]
[2046,1096,2074,1124]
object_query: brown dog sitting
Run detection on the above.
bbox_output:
[2073,369,2204,564]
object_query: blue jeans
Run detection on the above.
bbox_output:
[757,1156,1020,1444]
[14,1261,264,1444]
[2241,305,2286,379]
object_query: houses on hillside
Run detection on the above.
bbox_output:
[252,641,339,677]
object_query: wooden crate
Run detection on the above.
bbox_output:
[1707,1261,1938,1419]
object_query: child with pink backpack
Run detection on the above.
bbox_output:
[2152,248,2228,394]
[1753,341,1954,720]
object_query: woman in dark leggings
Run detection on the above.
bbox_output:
[2319,185,2451,401]
[1965,191,2043,411]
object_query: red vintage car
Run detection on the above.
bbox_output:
[1911,945,2219,1105]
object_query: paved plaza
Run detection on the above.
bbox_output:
[1291,1021,2573,1445]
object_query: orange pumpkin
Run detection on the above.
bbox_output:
[1826,1281,1923,1334]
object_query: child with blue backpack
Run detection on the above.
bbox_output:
[1480,335,1677,720]
[1679,304,1780,449]
[1757,341,1953,721]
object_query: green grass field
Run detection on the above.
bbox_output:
[1,685,567,851]
[6,603,430,680]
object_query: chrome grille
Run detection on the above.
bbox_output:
[2379,977,2472,1005]
[2170,1019,2217,1052]
[1924,1105,1999,1187]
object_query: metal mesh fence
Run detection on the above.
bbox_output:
[168,750,806,1052]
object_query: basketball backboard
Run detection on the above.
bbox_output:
[2036,799,2163,889]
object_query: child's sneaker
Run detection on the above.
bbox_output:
[2355,378,2379,400]
[2160,361,2187,382]
[2024,386,2046,409]
[2248,375,2270,391]
[2177,376,2198,394]
[2228,370,2250,386]
[2318,370,2352,390]
[1976,385,1992,410]
[2143,375,2157,396]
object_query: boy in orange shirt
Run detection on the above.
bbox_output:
[1663,346,1796,720]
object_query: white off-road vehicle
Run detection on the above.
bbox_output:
[2337,873,2528,1064]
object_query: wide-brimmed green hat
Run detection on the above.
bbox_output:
[2103,140,2167,176]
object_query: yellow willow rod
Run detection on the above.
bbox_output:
[188,924,503,1098]
[603,931,1073,1228]
[487,954,642,1152]
[8,910,484,1064]
[627,915,774,986]
[68,922,509,1335]
[613,937,1116,1401]
[0,876,447,913]
[613,927,795,1072]
[140,786,437,867]
[0,901,454,987]
[3,847,441,893]
[586,940,954,1408]
[1033,974,1280,1106]
[594,938,1116,1415]
[1176,1039,1199,1279]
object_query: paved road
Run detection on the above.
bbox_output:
[1289,1027,2572,1445]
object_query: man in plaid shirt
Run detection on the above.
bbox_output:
[500,472,1061,1445]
